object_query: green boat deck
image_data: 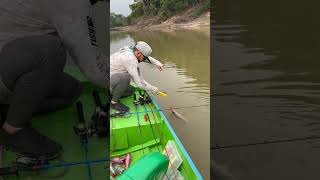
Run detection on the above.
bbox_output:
[110,88,202,179]
[0,66,202,179]
[1,66,109,180]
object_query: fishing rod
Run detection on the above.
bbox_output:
[110,104,209,118]
[133,92,145,154]
[0,100,109,178]
[138,90,160,150]
[91,91,109,137]
[74,93,109,180]
[140,99,171,180]
[75,101,93,180]
[142,91,179,180]
[0,155,109,176]
[0,101,85,178]
[74,91,109,138]
[0,91,110,178]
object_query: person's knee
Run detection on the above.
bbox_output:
[122,73,131,84]
[128,85,135,94]
[63,75,82,102]
[41,35,66,67]
[45,35,62,48]
[111,73,130,89]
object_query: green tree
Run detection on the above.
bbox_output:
[127,0,210,23]
[110,13,128,27]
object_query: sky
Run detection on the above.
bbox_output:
[110,0,135,17]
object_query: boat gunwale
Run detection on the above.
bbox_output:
[150,95,204,179]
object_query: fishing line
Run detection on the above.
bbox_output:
[112,104,210,117]
[141,100,172,180]
[43,157,109,169]
[144,91,179,180]
[83,139,93,180]
[75,100,93,180]
[0,156,109,177]
[110,118,118,153]
[169,104,210,110]
[140,91,161,152]
[212,136,320,150]
[133,93,145,154]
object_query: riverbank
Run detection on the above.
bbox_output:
[111,9,210,32]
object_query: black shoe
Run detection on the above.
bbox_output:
[111,102,129,112]
[0,127,62,160]
[0,104,9,126]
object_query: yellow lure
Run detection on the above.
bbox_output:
[159,91,167,96]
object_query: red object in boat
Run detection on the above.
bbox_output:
[144,114,149,122]
[111,156,125,164]
[125,153,131,169]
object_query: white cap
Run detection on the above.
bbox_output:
[135,41,152,57]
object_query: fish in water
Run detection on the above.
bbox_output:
[170,107,188,123]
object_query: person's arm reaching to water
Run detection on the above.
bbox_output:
[148,56,164,71]
[126,58,159,94]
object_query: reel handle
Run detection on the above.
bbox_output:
[92,91,102,108]
[76,101,85,124]
[134,93,137,101]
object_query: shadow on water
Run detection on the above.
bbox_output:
[212,1,320,179]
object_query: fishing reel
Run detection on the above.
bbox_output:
[74,91,109,139]
[90,91,109,138]
[133,93,139,106]
[134,90,151,106]
[74,101,90,140]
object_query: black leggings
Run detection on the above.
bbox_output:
[0,35,81,127]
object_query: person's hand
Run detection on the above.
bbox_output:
[150,86,160,95]
[157,64,164,71]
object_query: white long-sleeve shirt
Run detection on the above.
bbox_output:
[0,0,108,87]
[110,46,162,92]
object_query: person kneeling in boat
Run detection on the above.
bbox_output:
[0,0,108,161]
[110,41,163,112]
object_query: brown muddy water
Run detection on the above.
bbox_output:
[111,30,210,179]
[213,1,320,179]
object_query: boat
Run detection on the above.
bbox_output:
[110,84,203,179]
[0,65,203,179]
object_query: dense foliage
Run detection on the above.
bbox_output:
[110,0,210,27]
[110,12,128,27]
[128,0,210,21]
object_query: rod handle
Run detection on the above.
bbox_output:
[92,91,102,107]
[76,101,85,123]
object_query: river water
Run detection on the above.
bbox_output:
[213,1,320,179]
[111,30,210,179]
